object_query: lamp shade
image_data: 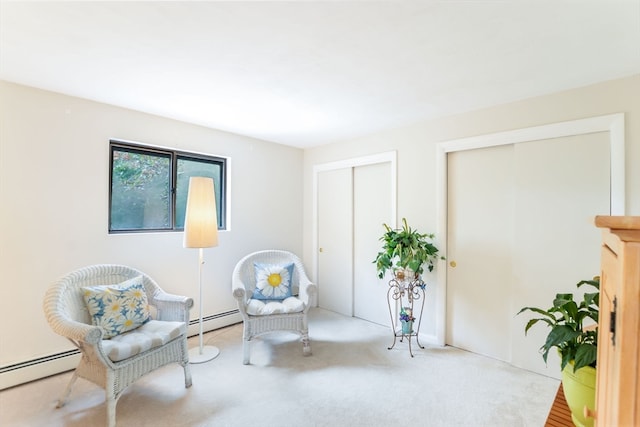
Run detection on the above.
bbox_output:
[183,177,219,248]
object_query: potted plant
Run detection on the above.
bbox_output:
[399,307,415,334]
[374,218,443,280]
[517,277,599,427]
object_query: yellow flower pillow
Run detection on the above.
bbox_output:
[82,276,151,338]
[252,262,294,301]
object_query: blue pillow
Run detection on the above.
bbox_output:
[82,275,150,338]
[252,262,294,301]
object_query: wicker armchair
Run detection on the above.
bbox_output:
[232,250,317,364]
[43,264,194,427]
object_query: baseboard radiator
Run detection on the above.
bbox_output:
[0,310,241,390]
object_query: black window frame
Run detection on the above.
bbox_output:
[109,140,227,234]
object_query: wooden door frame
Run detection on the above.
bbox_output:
[312,151,398,310]
[434,113,625,346]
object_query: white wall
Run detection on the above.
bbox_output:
[2,75,638,387]
[0,81,304,387]
[302,74,640,354]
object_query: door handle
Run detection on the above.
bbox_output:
[449,261,457,268]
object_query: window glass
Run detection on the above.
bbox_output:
[109,142,226,233]
[176,156,224,229]
[110,148,171,231]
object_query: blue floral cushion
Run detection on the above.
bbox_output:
[252,262,294,301]
[82,276,151,338]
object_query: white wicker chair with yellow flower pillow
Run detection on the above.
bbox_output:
[43,264,194,427]
[232,250,317,364]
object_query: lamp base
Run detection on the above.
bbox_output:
[188,345,220,364]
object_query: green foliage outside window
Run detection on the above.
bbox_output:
[111,150,171,230]
[109,142,226,233]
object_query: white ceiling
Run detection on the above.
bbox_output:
[1,1,639,148]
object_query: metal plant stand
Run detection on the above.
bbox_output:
[387,275,426,357]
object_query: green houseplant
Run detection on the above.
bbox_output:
[374,218,443,280]
[517,277,600,427]
[517,277,599,372]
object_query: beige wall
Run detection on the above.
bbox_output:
[302,74,640,340]
[2,75,638,387]
[0,81,304,386]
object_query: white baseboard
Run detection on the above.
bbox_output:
[1,311,242,390]
[0,352,80,391]
[187,311,242,338]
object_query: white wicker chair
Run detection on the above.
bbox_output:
[232,250,317,364]
[43,264,194,427]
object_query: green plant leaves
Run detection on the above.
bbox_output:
[374,218,442,279]
[574,343,597,371]
[517,277,600,371]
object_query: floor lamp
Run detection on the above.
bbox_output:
[183,176,220,363]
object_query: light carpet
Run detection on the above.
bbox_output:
[0,309,559,427]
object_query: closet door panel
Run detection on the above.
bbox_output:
[317,168,353,316]
[446,144,514,361]
[510,132,610,377]
[353,162,392,325]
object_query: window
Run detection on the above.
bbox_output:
[109,141,227,233]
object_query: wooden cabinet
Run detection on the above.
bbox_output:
[594,216,640,426]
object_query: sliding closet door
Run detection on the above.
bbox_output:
[316,157,394,321]
[509,133,610,375]
[353,162,392,326]
[446,144,514,362]
[317,168,353,316]
[447,132,610,376]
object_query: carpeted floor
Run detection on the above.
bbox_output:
[0,309,559,426]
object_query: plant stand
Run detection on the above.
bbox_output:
[387,275,426,357]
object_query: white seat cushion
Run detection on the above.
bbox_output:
[246,296,305,316]
[100,320,186,362]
